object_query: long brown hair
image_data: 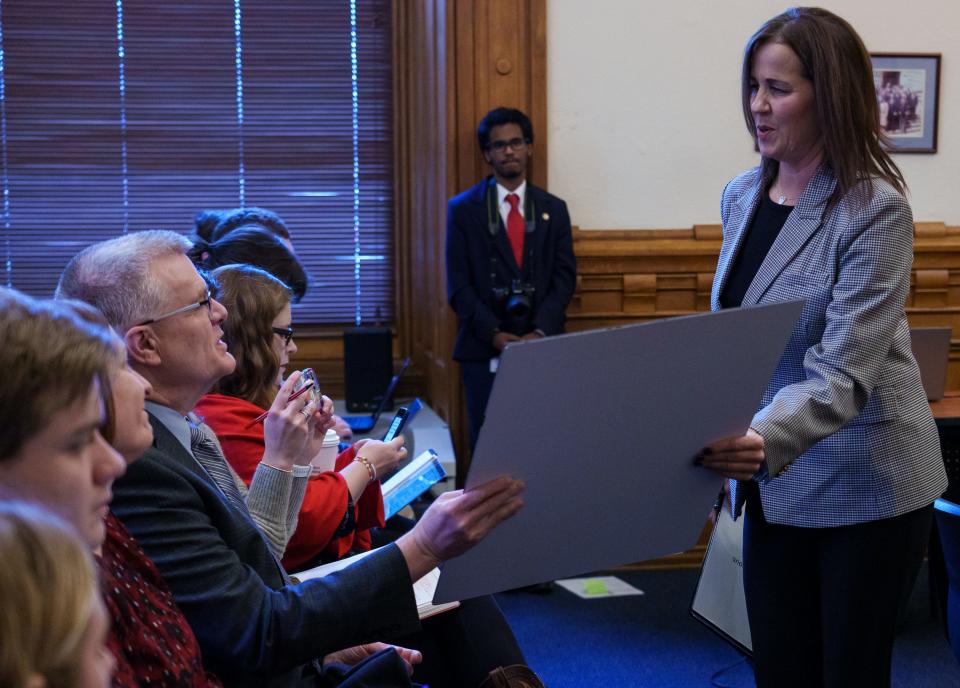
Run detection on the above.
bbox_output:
[741,7,905,202]
[211,264,292,409]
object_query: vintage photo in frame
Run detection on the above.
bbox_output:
[871,53,941,153]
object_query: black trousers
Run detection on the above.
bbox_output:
[460,360,496,452]
[402,595,526,688]
[743,490,933,688]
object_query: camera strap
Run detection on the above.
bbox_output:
[485,176,536,238]
[485,176,538,310]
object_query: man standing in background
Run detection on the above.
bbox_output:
[446,107,576,450]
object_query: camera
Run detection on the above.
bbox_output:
[493,279,536,334]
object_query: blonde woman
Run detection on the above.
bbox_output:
[0,501,113,688]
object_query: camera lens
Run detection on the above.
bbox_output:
[506,294,531,317]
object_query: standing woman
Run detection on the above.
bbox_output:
[700,8,947,687]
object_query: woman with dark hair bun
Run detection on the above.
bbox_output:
[188,225,309,302]
[191,206,291,245]
[191,209,227,243]
[697,7,947,687]
[212,206,291,243]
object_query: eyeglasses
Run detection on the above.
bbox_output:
[137,289,213,326]
[487,137,528,153]
[272,326,295,345]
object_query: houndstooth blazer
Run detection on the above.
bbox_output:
[712,165,948,527]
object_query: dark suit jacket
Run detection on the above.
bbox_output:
[446,177,576,361]
[110,413,421,688]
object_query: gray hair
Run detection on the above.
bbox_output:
[55,230,192,331]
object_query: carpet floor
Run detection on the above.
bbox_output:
[495,563,959,687]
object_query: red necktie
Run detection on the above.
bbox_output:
[506,193,524,268]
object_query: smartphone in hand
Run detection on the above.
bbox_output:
[382,406,409,442]
[381,398,423,441]
[292,367,321,406]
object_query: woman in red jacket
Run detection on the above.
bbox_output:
[195,264,405,571]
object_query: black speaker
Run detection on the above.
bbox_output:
[343,327,393,412]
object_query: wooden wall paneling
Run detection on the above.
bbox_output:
[393,2,412,364]
[568,224,960,396]
[393,0,459,461]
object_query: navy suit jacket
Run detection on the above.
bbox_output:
[712,166,947,526]
[446,177,576,361]
[110,412,421,688]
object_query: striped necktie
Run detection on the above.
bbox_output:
[188,422,250,517]
[188,421,295,586]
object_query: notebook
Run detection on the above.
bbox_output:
[382,448,447,520]
[341,357,411,433]
[910,327,951,401]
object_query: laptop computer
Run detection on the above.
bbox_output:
[910,327,951,401]
[341,357,411,433]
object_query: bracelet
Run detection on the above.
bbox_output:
[354,455,377,483]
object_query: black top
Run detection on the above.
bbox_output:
[719,193,794,309]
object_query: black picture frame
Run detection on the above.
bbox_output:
[871,52,941,154]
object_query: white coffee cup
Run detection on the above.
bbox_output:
[310,429,341,475]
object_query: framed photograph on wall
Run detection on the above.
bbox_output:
[871,53,941,153]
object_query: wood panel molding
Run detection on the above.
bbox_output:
[570,223,960,393]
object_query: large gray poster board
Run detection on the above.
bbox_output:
[434,300,804,603]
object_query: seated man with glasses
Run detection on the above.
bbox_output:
[132,275,315,559]
[55,230,527,688]
[446,106,577,451]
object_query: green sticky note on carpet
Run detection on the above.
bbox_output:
[583,578,609,596]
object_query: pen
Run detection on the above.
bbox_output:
[245,380,315,428]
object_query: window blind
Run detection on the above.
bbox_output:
[1,0,393,324]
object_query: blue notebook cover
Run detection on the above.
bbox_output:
[382,449,446,519]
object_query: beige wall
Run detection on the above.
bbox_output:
[547,1,959,229]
